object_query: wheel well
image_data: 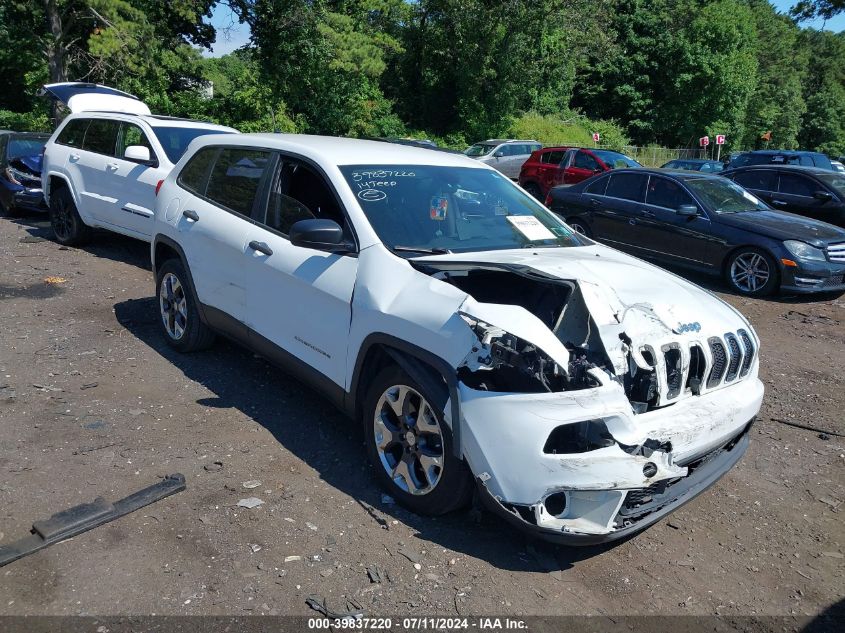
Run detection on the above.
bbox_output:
[352,344,449,422]
[48,175,68,202]
[153,241,181,275]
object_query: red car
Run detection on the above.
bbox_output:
[518,146,641,199]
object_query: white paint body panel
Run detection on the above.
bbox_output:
[151,134,764,538]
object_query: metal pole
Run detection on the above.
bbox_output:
[716,142,721,162]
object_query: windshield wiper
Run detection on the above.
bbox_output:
[391,245,452,255]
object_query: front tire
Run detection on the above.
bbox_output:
[49,186,92,246]
[155,258,215,352]
[725,248,779,296]
[364,365,473,515]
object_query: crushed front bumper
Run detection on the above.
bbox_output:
[477,424,751,545]
[458,375,763,543]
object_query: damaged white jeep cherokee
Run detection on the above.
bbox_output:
[151,134,764,543]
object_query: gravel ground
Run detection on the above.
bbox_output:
[0,213,842,622]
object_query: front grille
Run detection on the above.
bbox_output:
[737,329,754,377]
[724,334,742,382]
[827,242,845,263]
[663,345,682,399]
[707,337,727,388]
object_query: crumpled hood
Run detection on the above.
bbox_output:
[11,154,43,175]
[415,244,751,374]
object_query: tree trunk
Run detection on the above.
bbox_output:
[43,0,66,125]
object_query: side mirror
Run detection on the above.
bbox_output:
[493,150,505,158]
[813,190,833,202]
[124,145,153,165]
[676,205,698,217]
[289,218,351,252]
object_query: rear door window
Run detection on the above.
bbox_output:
[778,173,816,197]
[585,175,609,196]
[82,119,120,156]
[733,170,777,192]
[574,151,599,170]
[205,148,272,217]
[605,173,647,202]
[56,119,89,148]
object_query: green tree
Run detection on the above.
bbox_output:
[797,29,845,154]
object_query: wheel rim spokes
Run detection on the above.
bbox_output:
[159,273,187,340]
[731,253,769,292]
[373,384,444,495]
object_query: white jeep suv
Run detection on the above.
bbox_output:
[151,134,764,543]
[40,83,236,245]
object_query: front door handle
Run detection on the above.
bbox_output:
[629,218,637,225]
[106,163,119,171]
[248,240,273,256]
[590,198,602,207]
[771,199,787,207]
[182,209,199,222]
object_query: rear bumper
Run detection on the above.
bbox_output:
[478,423,752,545]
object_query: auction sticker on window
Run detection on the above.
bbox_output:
[506,215,556,241]
[430,196,448,221]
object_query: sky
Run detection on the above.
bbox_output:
[204,1,845,58]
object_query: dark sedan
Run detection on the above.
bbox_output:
[545,168,845,296]
[722,165,845,228]
[660,158,724,173]
[0,131,49,216]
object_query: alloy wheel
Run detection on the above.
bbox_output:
[730,252,771,293]
[159,272,188,340]
[372,384,444,495]
[52,198,73,241]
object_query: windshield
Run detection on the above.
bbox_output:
[464,143,497,157]
[817,173,845,193]
[8,137,48,159]
[593,150,640,168]
[341,165,589,253]
[686,178,769,213]
[151,126,234,163]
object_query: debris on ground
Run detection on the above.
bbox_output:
[204,461,223,472]
[237,497,264,509]
[43,276,67,284]
[305,521,318,531]
[770,417,843,437]
[398,547,421,564]
[249,544,262,553]
[305,594,364,621]
[242,480,262,489]
[366,565,383,583]
[284,555,301,562]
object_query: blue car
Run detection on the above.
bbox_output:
[0,131,50,216]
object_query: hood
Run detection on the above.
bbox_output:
[12,154,42,174]
[39,82,151,115]
[714,209,845,247]
[414,244,751,376]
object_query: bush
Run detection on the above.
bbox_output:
[506,112,630,151]
[0,109,51,132]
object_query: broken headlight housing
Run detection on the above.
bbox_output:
[457,314,599,393]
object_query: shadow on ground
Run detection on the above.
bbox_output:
[12,213,151,272]
[114,296,616,573]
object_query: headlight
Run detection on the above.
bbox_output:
[4,166,36,186]
[784,240,826,262]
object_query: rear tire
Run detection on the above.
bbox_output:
[364,365,473,516]
[524,182,543,200]
[49,186,92,246]
[155,258,215,352]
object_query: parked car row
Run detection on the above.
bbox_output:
[0,83,776,544]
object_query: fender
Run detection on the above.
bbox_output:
[348,333,463,458]
[44,172,77,207]
[151,234,209,326]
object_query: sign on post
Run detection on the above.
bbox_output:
[592,132,600,143]
[699,136,710,147]
[716,135,726,145]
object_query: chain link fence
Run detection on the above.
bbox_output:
[617,146,707,167]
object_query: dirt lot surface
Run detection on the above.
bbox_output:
[0,214,843,623]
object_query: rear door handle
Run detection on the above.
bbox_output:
[69,153,80,162]
[182,209,199,222]
[771,199,787,206]
[590,198,603,207]
[248,240,273,256]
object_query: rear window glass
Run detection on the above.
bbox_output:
[605,173,647,202]
[778,173,816,197]
[585,175,609,195]
[151,126,234,164]
[205,148,271,216]
[56,119,88,148]
[178,147,218,194]
[8,136,48,158]
[541,151,565,164]
[82,119,119,156]
[646,177,695,209]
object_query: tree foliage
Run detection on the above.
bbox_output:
[1,1,845,155]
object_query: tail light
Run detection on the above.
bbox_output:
[155,179,164,196]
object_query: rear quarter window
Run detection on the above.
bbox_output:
[177,147,218,195]
[56,119,88,148]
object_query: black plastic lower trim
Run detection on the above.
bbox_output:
[0,474,186,567]
[477,425,751,546]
